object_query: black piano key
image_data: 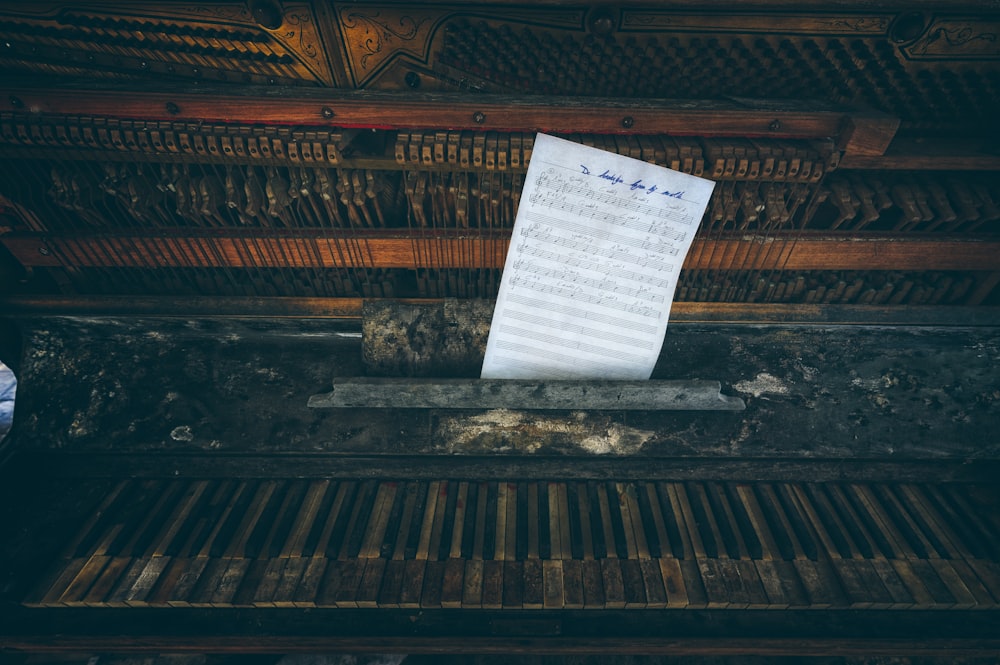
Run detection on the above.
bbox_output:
[128,482,190,558]
[723,482,763,560]
[242,481,291,559]
[634,481,661,558]
[326,481,361,559]
[703,482,742,560]
[460,481,479,559]
[605,481,630,560]
[870,485,929,559]
[654,483,686,559]
[73,480,142,558]
[515,482,529,561]
[840,484,897,559]
[106,480,172,556]
[538,481,552,560]
[265,480,310,558]
[774,484,819,560]
[379,480,410,559]
[378,558,406,607]
[209,480,261,557]
[300,481,339,558]
[566,482,584,560]
[803,484,853,559]
[345,479,379,559]
[437,480,460,561]
[587,482,608,559]
[482,481,498,561]
[936,485,1000,559]
[751,485,794,561]
[404,481,431,560]
[822,484,876,559]
[164,482,218,557]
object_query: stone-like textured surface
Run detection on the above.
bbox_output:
[5,316,1000,458]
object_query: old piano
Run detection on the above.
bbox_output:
[1,0,999,660]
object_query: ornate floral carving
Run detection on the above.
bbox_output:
[908,23,999,58]
[342,10,431,69]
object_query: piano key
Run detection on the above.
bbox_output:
[343,479,379,559]
[543,560,564,609]
[441,557,465,608]
[928,559,979,608]
[464,482,483,560]
[415,480,441,561]
[482,481,498,561]
[309,481,351,559]
[378,480,410,560]
[618,483,647,560]
[82,555,134,606]
[633,483,661,559]
[734,559,771,608]
[332,558,367,608]
[706,482,751,560]
[595,482,618,559]
[118,481,186,558]
[757,484,847,608]
[359,481,397,559]
[789,484,893,608]
[166,557,211,607]
[523,558,544,608]
[897,484,969,559]
[504,482,518,562]
[502,560,524,608]
[437,481,460,562]
[387,481,418,560]
[356,557,386,608]
[493,481,507,561]
[877,485,947,559]
[600,558,626,609]
[292,557,326,607]
[378,558,406,607]
[185,557,228,607]
[208,557,250,606]
[481,559,503,609]
[399,559,426,608]
[250,557,286,606]
[121,555,172,607]
[605,482,630,560]
[525,481,539,560]
[620,559,647,608]
[942,486,1000,558]
[449,482,470,560]
[637,559,667,608]
[221,481,277,558]
[146,480,210,558]
[61,480,130,559]
[581,559,605,608]
[260,481,311,559]
[272,557,308,607]
[462,559,484,608]
[696,558,732,608]
[965,559,1000,603]
[575,481,596,560]
[689,482,727,559]
[666,483,703,560]
[652,557,687,607]
[554,482,573,561]
[921,484,991,559]
[562,559,584,608]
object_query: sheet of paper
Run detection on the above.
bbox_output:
[481,133,715,380]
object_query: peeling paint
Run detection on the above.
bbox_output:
[436,409,654,455]
[734,372,789,397]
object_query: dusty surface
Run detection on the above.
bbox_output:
[5,316,1000,458]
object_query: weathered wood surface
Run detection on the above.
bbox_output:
[308,379,745,411]
[7,234,999,271]
[6,316,1000,459]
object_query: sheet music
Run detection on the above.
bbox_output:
[482,133,715,380]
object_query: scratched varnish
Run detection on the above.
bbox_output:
[25,478,1000,610]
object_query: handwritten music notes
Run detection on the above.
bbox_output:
[482,133,715,380]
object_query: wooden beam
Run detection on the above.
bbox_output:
[2,86,882,141]
[2,297,998,326]
[5,233,998,272]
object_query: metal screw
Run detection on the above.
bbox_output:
[9,95,23,109]
[267,77,277,85]
[622,116,635,129]
[473,111,486,124]
[404,71,420,89]
[139,60,148,69]
[321,106,335,119]
[769,120,781,131]
[165,102,180,115]
[38,246,50,256]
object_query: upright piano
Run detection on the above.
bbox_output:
[0,0,999,659]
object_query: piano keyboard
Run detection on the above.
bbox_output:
[27,478,1000,610]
